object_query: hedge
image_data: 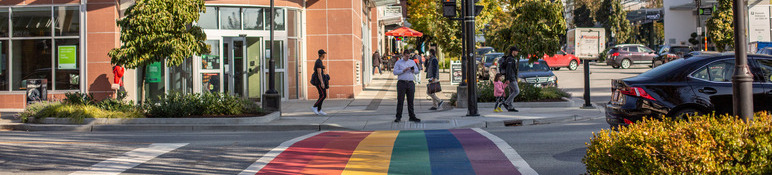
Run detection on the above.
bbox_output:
[584,112,772,174]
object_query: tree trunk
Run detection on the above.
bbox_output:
[138,65,146,104]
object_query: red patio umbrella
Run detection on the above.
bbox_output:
[385,27,423,37]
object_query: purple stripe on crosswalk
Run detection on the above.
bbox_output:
[450,129,521,175]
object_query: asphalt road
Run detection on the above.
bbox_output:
[0,117,609,174]
[553,62,650,103]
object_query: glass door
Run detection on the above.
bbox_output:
[263,40,286,99]
[225,37,247,97]
[246,37,263,101]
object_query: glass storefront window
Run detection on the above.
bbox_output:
[287,9,298,37]
[54,6,79,36]
[242,8,265,30]
[0,40,7,91]
[202,40,220,70]
[12,39,52,90]
[265,40,284,69]
[202,73,220,93]
[273,8,285,30]
[0,8,8,37]
[169,58,193,93]
[198,7,218,29]
[54,39,79,90]
[220,7,241,30]
[12,7,52,37]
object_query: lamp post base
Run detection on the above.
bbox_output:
[262,93,281,112]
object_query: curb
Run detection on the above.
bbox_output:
[2,123,350,132]
[35,112,281,125]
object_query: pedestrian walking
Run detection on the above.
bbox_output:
[425,49,444,110]
[311,49,330,115]
[498,46,521,112]
[493,73,508,112]
[372,51,382,75]
[393,50,422,123]
[412,50,423,84]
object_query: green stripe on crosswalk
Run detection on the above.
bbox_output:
[388,130,431,175]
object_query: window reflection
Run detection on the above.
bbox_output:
[243,8,265,30]
[220,7,241,30]
[54,6,79,36]
[198,7,218,29]
[12,7,52,37]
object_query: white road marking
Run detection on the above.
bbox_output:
[70,143,188,175]
[472,128,539,175]
[238,131,324,175]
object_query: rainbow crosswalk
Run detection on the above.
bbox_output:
[241,129,536,175]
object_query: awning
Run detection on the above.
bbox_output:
[385,27,423,37]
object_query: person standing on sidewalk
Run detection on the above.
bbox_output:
[393,51,422,123]
[493,73,508,112]
[372,51,382,75]
[311,49,329,115]
[498,46,521,112]
[425,49,444,110]
[412,50,423,84]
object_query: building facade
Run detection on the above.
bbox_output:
[0,0,396,110]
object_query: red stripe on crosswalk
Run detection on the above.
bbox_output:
[257,131,354,175]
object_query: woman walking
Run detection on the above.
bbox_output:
[311,49,329,115]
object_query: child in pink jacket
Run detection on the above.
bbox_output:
[493,73,508,112]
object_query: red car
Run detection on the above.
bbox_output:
[543,50,581,70]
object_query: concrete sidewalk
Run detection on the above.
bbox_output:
[2,70,606,132]
[276,71,605,130]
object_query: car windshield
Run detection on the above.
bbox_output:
[671,47,690,54]
[485,54,500,63]
[519,60,550,72]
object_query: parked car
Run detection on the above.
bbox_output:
[605,44,657,69]
[516,59,557,88]
[757,47,772,55]
[605,53,772,128]
[478,52,504,80]
[543,50,581,70]
[651,45,693,68]
[475,47,495,62]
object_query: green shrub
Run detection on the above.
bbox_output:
[584,112,772,174]
[145,92,262,118]
[20,102,143,124]
[476,80,570,102]
[95,98,138,112]
[449,92,458,107]
[63,92,94,105]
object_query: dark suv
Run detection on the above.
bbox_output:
[605,44,657,69]
[651,45,693,68]
[606,53,772,128]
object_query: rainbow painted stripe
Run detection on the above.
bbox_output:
[251,129,526,175]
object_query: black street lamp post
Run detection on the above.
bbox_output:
[263,0,281,112]
[464,0,479,116]
[732,0,753,122]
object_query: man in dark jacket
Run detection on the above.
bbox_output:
[425,49,444,110]
[498,46,521,112]
[372,51,382,75]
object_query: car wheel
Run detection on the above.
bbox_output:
[652,60,663,68]
[672,108,704,121]
[552,67,561,71]
[568,60,579,70]
[612,65,620,69]
[621,59,631,69]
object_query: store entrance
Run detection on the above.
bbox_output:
[223,37,263,100]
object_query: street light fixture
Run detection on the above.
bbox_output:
[732,0,753,122]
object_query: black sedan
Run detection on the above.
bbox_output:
[516,59,557,88]
[606,53,772,128]
[651,45,692,68]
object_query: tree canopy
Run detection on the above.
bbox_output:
[486,0,566,61]
[596,0,632,45]
[108,0,210,69]
[407,0,500,57]
[706,0,733,52]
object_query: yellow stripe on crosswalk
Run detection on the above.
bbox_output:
[341,130,400,175]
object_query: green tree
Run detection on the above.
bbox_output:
[596,0,632,44]
[108,0,209,102]
[706,0,733,52]
[510,0,567,61]
[407,0,499,57]
[573,4,595,27]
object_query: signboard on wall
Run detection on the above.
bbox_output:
[749,6,771,42]
[146,62,162,83]
[450,61,462,85]
[58,45,77,69]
